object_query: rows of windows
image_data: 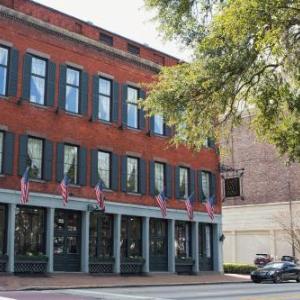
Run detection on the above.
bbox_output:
[0,132,216,201]
[0,45,172,137]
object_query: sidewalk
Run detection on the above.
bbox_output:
[0,273,250,291]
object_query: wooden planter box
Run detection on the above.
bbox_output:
[89,257,115,274]
[121,257,145,274]
[14,256,48,274]
[0,255,8,272]
[175,257,194,274]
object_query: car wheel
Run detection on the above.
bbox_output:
[273,274,282,284]
[296,274,300,283]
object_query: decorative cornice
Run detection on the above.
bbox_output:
[0,5,161,73]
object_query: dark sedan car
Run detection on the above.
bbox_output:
[251,262,300,283]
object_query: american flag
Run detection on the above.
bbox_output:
[156,191,167,218]
[20,166,30,204]
[60,174,70,206]
[95,180,105,211]
[185,193,194,220]
[205,195,215,221]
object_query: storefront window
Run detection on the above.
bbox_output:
[121,216,142,258]
[15,206,46,256]
[175,221,191,258]
[0,205,6,256]
[89,213,113,258]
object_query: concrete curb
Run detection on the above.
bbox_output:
[3,280,251,292]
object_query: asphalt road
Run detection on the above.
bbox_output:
[1,282,300,300]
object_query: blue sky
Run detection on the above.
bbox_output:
[34,0,191,61]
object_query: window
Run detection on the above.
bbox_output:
[175,221,191,258]
[155,162,165,194]
[0,46,8,96]
[15,206,46,256]
[179,167,189,199]
[65,67,80,113]
[127,87,139,128]
[225,177,240,198]
[98,77,112,122]
[121,216,142,258]
[100,32,113,46]
[0,205,5,256]
[205,225,212,258]
[128,43,140,56]
[64,145,78,184]
[153,53,165,66]
[154,115,164,135]
[202,171,210,200]
[0,131,3,173]
[127,157,138,193]
[98,151,111,189]
[30,57,47,105]
[27,137,43,180]
[90,213,113,258]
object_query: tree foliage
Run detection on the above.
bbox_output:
[143,0,300,162]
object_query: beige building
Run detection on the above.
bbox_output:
[222,119,300,264]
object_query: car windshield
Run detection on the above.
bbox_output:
[263,262,284,269]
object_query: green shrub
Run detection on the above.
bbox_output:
[224,263,257,274]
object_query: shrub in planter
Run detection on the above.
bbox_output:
[224,263,257,274]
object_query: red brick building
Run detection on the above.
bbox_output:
[0,0,222,274]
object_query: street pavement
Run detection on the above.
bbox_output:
[1,282,300,300]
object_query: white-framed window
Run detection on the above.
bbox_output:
[64,144,78,184]
[127,157,138,193]
[98,77,112,122]
[98,151,111,188]
[30,56,47,105]
[179,167,189,199]
[202,171,210,200]
[0,46,8,96]
[155,162,165,194]
[65,67,80,113]
[154,114,164,135]
[127,86,139,128]
[27,137,43,180]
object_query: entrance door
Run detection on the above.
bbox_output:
[54,209,81,272]
[150,218,168,271]
[199,223,213,271]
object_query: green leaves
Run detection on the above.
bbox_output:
[143,0,300,162]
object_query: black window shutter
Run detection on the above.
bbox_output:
[7,48,19,97]
[121,156,127,192]
[111,153,119,191]
[112,80,119,123]
[139,90,146,130]
[92,75,99,122]
[79,147,87,186]
[22,54,32,101]
[210,172,216,201]
[46,60,56,107]
[80,71,88,115]
[175,166,180,199]
[3,132,14,175]
[198,170,205,202]
[165,125,172,137]
[149,161,155,196]
[166,164,173,199]
[43,139,53,181]
[139,158,146,195]
[56,143,64,182]
[90,149,98,187]
[122,84,127,128]
[18,135,28,176]
[208,138,215,148]
[149,116,154,135]
[58,65,66,110]
[189,169,195,198]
